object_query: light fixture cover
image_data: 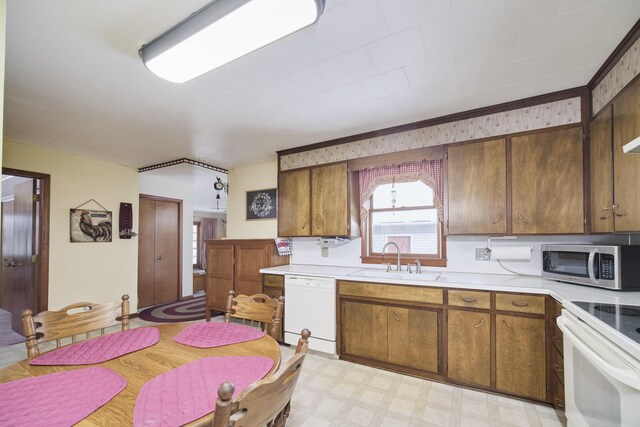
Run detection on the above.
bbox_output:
[139,0,325,83]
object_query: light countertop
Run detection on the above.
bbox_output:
[261,264,640,359]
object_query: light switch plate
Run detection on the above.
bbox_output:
[475,248,490,261]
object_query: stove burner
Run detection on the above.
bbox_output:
[594,304,640,317]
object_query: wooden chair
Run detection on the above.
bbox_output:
[223,290,284,340]
[22,294,131,359]
[212,329,311,427]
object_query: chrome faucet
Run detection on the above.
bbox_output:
[382,242,401,271]
[415,259,422,274]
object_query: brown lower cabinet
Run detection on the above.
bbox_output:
[339,292,441,376]
[495,314,546,400]
[337,281,562,405]
[262,274,285,342]
[205,240,289,320]
[447,309,491,387]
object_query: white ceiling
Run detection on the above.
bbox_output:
[4,0,640,172]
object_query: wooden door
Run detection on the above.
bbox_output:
[511,127,584,234]
[234,242,267,296]
[137,198,156,308]
[447,139,507,234]
[387,306,439,373]
[1,201,14,313]
[137,197,180,308]
[590,107,614,233]
[613,77,640,231]
[495,314,546,401]
[278,169,310,237]
[311,163,348,236]
[10,181,37,332]
[153,200,179,304]
[340,299,387,362]
[447,309,491,387]
[206,243,234,313]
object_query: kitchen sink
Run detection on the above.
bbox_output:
[348,269,441,282]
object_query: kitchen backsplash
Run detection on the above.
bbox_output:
[289,234,640,276]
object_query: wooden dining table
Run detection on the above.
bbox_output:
[0,322,282,426]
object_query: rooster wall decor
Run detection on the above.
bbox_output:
[70,208,113,242]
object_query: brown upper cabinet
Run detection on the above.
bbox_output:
[590,77,640,233]
[447,127,584,235]
[511,127,584,234]
[447,138,507,234]
[590,106,614,233]
[278,162,359,237]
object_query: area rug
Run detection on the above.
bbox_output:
[138,297,222,323]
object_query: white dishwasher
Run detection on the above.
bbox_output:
[284,275,336,354]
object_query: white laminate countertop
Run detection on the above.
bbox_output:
[261,264,640,359]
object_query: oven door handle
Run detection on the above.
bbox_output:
[557,316,640,391]
[588,248,599,285]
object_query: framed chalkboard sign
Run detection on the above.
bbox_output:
[246,188,277,220]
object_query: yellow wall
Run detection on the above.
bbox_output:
[3,142,140,310]
[0,1,5,171]
[227,161,278,239]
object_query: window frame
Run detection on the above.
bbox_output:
[360,181,446,268]
[192,220,201,268]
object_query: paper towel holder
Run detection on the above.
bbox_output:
[487,236,532,261]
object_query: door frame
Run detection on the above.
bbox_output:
[2,167,51,313]
[139,194,183,302]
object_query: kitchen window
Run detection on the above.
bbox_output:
[358,158,446,267]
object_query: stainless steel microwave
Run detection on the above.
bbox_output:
[541,244,640,290]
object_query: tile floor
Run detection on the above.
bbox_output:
[0,317,566,427]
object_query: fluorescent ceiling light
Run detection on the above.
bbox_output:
[139,0,325,83]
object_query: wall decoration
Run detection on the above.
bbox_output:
[70,209,113,242]
[246,188,277,220]
[280,97,581,170]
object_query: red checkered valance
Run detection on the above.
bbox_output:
[358,159,444,224]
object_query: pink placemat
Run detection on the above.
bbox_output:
[134,356,274,427]
[0,367,126,427]
[30,327,160,365]
[173,322,264,348]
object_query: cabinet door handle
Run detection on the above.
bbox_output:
[552,335,562,343]
[156,256,163,261]
[474,318,485,328]
[512,300,529,308]
[553,363,564,373]
[613,204,624,217]
[461,296,477,303]
[492,214,502,224]
[517,212,529,224]
[502,320,514,333]
[599,207,610,220]
[392,311,401,321]
[313,220,319,229]
[301,221,307,230]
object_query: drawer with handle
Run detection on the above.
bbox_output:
[495,293,545,315]
[448,289,490,309]
[263,274,284,289]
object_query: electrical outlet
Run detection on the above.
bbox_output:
[321,247,329,257]
[475,248,490,261]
